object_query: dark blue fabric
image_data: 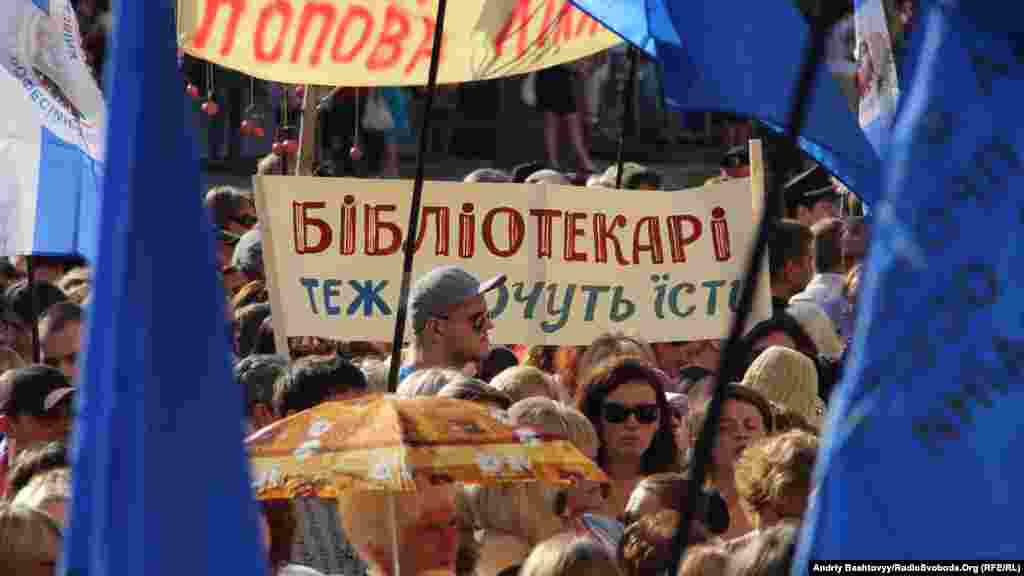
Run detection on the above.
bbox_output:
[795,1,1024,563]
[62,0,265,574]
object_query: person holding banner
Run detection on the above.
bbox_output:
[400,266,506,383]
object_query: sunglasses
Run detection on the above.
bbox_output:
[435,312,488,334]
[603,402,659,424]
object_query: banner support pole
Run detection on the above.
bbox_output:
[385,0,450,392]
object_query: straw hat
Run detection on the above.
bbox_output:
[741,346,824,428]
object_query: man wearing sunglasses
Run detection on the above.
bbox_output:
[400,266,506,383]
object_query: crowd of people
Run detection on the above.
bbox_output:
[0,128,870,574]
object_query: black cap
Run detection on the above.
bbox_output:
[0,365,75,417]
[784,166,839,209]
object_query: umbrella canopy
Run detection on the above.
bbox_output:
[249,395,607,498]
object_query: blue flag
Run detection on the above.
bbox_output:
[571,0,882,204]
[795,1,1024,563]
[62,0,265,574]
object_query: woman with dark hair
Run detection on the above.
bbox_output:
[576,356,681,519]
[687,384,774,542]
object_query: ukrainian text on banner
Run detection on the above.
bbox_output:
[178,0,622,86]
[255,177,771,346]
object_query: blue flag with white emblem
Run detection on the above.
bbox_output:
[794,0,1024,564]
[62,0,265,574]
[0,0,105,259]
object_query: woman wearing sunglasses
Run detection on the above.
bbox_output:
[576,356,681,519]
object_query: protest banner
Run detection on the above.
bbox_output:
[255,175,771,346]
[177,0,622,86]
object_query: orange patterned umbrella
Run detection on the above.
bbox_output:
[248,394,607,499]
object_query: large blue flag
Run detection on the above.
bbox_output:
[572,0,882,204]
[795,1,1024,563]
[63,0,265,574]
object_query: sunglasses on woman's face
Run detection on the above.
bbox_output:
[602,402,660,424]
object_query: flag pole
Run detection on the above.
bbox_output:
[386,0,449,392]
[668,3,841,572]
[614,47,639,188]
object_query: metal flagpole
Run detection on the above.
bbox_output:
[614,47,639,189]
[668,2,844,572]
[386,0,450,392]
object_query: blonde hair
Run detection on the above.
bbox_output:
[520,533,621,576]
[507,397,598,459]
[490,365,553,403]
[0,503,62,572]
[335,484,457,573]
[741,347,823,428]
[462,399,593,544]
[12,468,71,524]
[396,367,469,397]
[437,378,512,409]
[733,431,818,528]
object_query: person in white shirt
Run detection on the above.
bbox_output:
[790,218,848,340]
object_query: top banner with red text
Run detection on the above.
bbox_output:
[177,0,623,86]
[254,177,772,346]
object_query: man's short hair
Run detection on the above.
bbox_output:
[234,354,288,418]
[39,302,83,336]
[273,354,367,416]
[769,220,813,280]
[205,186,252,229]
[810,218,843,274]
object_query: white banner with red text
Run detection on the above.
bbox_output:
[255,177,771,345]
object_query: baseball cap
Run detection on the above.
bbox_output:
[0,365,74,417]
[409,266,506,334]
[232,227,264,278]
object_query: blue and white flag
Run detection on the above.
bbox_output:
[794,1,1024,564]
[0,0,105,259]
[854,0,901,153]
